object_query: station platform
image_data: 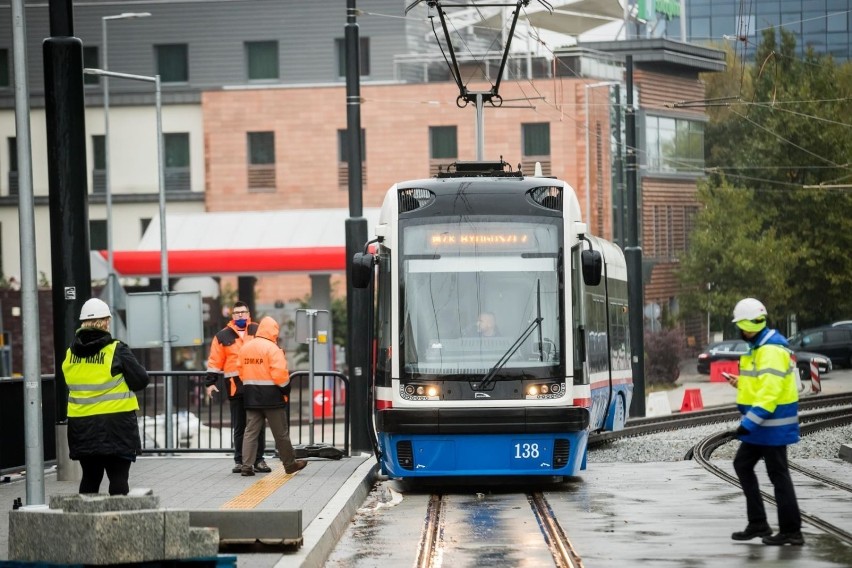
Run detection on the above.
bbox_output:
[0,453,377,568]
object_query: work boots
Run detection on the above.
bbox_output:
[254,460,272,473]
[240,464,255,477]
[762,532,805,546]
[731,523,772,541]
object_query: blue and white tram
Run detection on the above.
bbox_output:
[352,162,632,478]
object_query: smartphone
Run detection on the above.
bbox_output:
[721,371,737,383]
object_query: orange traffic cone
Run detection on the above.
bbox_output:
[680,388,704,412]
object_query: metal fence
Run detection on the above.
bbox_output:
[0,369,350,473]
[140,370,351,456]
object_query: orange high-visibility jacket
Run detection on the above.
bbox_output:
[206,319,258,398]
[238,317,290,409]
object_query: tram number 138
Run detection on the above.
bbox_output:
[514,442,541,459]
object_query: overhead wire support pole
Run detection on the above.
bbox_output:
[624,55,645,418]
[344,0,371,453]
[12,0,45,505]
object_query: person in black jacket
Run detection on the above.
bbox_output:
[62,298,150,495]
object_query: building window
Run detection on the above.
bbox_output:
[0,49,8,88]
[155,44,189,83]
[89,220,107,251]
[337,129,366,189]
[335,37,370,78]
[7,137,17,196]
[645,115,705,173]
[83,46,100,85]
[164,133,191,191]
[653,205,674,260]
[246,41,279,81]
[247,131,275,191]
[92,135,106,194]
[521,122,551,176]
[429,126,457,175]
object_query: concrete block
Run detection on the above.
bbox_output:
[186,527,221,558]
[9,509,165,564]
[646,391,672,417]
[840,443,852,464]
[50,492,160,513]
[189,509,302,545]
[164,509,193,558]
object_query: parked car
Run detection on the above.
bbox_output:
[789,326,852,368]
[697,339,748,374]
[697,339,832,379]
[831,320,852,328]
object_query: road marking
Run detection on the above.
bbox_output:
[221,469,294,509]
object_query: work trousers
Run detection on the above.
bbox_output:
[230,396,266,465]
[242,407,297,469]
[733,442,801,533]
[79,455,132,496]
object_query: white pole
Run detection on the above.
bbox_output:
[102,17,113,326]
[680,0,687,42]
[308,310,316,446]
[12,0,45,505]
[155,74,174,449]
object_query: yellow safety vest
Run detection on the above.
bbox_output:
[63,341,139,417]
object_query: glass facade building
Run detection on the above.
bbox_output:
[686,0,851,60]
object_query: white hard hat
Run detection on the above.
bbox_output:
[731,298,767,323]
[80,298,112,320]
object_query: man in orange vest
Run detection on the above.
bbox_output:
[205,301,269,473]
[238,316,307,476]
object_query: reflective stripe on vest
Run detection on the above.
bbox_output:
[63,341,139,417]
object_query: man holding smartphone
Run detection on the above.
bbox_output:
[728,298,803,546]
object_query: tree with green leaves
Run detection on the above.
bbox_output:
[680,28,852,330]
[679,180,795,327]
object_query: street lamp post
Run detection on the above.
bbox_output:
[84,66,172,447]
[101,12,150,327]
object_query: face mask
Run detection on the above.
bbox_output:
[235,318,248,328]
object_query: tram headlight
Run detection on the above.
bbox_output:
[404,383,440,399]
[526,382,562,398]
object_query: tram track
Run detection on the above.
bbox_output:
[415,492,583,568]
[692,408,852,546]
[589,391,852,447]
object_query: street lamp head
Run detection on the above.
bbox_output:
[104,12,152,21]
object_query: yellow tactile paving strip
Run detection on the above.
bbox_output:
[220,469,294,509]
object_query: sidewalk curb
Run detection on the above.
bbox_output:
[281,456,378,568]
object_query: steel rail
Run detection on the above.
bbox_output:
[591,392,852,447]
[692,412,852,545]
[416,494,444,568]
[528,492,584,568]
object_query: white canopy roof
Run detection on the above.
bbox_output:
[137,208,382,251]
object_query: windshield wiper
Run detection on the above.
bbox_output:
[477,314,543,391]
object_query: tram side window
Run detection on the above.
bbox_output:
[375,246,392,384]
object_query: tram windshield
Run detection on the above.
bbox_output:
[401,217,562,379]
